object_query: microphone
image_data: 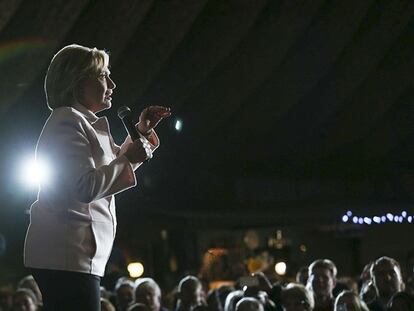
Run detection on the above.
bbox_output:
[118,106,153,162]
[117,106,140,141]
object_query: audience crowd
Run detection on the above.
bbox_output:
[1,255,414,311]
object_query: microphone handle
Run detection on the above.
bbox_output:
[121,114,140,141]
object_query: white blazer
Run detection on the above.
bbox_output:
[24,103,158,276]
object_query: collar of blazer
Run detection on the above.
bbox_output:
[72,103,100,124]
[71,103,113,142]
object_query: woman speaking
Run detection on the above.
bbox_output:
[24,44,170,310]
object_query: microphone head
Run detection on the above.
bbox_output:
[117,106,131,119]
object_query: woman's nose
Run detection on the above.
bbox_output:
[107,76,116,89]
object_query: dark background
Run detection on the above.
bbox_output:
[1,0,414,287]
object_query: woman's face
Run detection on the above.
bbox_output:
[81,66,116,113]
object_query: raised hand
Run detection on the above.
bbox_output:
[136,106,171,135]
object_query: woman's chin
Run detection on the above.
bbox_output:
[94,101,111,113]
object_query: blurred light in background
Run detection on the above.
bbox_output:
[342,210,413,225]
[127,262,144,278]
[363,217,372,225]
[274,261,287,276]
[175,119,183,131]
[18,156,51,189]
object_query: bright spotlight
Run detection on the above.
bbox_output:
[175,119,183,131]
[127,262,144,278]
[19,156,51,189]
[275,261,287,276]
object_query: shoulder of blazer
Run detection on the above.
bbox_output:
[51,106,87,122]
[47,106,95,132]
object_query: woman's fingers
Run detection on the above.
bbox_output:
[137,106,171,133]
[146,106,171,118]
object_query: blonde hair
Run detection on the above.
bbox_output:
[281,283,314,310]
[134,277,161,298]
[334,290,369,311]
[44,44,109,110]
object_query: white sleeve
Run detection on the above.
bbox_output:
[117,130,160,171]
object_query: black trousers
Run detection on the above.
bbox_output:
[31,268,101,311]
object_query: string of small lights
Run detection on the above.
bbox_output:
[341,210,413,225]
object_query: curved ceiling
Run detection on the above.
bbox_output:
[1,0,414,226]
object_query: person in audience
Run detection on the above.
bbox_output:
[240,273,276,311]
[334,290,368,311]
[100,285,113,301]
[224,291,244,311]
[176,276,205,311]
[115,277,135,311]
[335,277,357,296]
[386,291,414,311]
[307,259,337,311]
[235,298,264,311]
[134,277,169,311]
[206,285,234,311]
[12,288,37,311]
[16,276,42,307]
[280,283,314,311]
[101,297,116,311]
[268,282,283,311]
[368,257,404,311]
[296,267,309,287]
[405,276,414,297]
[360,262,374,290]
[359,281,377,306]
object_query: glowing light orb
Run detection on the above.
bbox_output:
[175,119,183,131]
[274,261,287,276]
[127,262,144,278]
